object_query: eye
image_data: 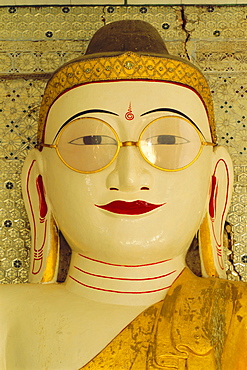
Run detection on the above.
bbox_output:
[146,135,189,145]
[69,135,117,145]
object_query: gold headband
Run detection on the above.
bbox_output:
[38,52,216,145]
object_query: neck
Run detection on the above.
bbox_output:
[65,252,185,306]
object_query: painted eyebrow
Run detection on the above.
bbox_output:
[140,108,202,134]
[53,109,119,141]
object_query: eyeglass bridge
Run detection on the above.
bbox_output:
[121,141,138,147]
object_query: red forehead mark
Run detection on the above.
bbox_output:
[125,103,134,121]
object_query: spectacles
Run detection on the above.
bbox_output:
[41,115,216,173]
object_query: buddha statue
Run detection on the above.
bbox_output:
[1,20,247,370]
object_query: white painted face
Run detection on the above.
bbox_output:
[41,81,214,264]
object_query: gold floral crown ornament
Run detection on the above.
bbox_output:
[37,21,217,146]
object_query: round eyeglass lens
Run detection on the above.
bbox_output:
[139,116,202,170]
[57,117,119,172]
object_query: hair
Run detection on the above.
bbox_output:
[37,20,216,148]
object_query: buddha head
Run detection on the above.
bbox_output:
[22,20,233,283]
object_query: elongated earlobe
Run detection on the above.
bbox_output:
[22,149,59,283]
[199,147,233,279]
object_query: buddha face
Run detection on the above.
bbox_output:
[40,81,214,265]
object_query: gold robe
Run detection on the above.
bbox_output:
[80,268,247,370]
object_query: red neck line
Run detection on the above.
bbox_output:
[68,275,172,294]
[78,254,172,268]
[74,266,176,281]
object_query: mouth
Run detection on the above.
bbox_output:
[95,200,165,215]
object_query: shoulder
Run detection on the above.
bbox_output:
[169,268,247,307]
[0,282,67,318]
[0,281,60,299]
[181,267,247,290]
[207,276,247,305]
[0,282,93,320]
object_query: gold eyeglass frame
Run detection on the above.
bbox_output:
[41,116,216,173]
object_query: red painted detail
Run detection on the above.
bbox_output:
[125,102,134,120]
[34,251,44,258]
[74,266,176,281]
[209,175,217,220]
[32,259,43,276]
[31,219,47,275]
[78,254,171,267]
[95,200,165,215]
[36,175,47,220]
[69,275,171,294]
[217,254,224,270]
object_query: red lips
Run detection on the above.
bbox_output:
[95,200,165,215]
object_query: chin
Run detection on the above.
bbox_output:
[63,217,193,264]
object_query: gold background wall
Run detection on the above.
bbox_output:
[0,5,246,283]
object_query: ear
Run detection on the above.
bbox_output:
[21,148,59,283]
[199,146,233,279]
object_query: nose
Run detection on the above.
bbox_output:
[106,145,153,192]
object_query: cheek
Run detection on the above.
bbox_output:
[158,158,212,216]
[42,154,103,218]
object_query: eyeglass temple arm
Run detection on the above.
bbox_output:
[38,143,56,148]
[203,142,217,147]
